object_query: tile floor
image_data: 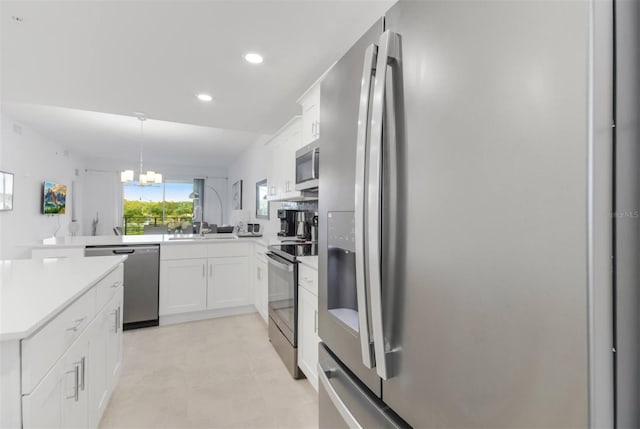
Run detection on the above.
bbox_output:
[100,313,319,429]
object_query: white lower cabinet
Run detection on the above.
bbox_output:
[253,247,268,323]
[207,257,250,309]
[159,259,208,315]
[298,269,319,391]
[88,289,123,427]
[159,243,253,321]
[24,335,90,429]
[21,269,124,429]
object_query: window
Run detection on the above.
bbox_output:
[122,181,194,235]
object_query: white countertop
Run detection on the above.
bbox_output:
[27,234,270,249]
[0,256,126,341]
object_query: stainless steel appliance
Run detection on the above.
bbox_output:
[295,143,319,191]
[267,243,319,378]
[85,245,160,329]
[310,214,318,243]
[277,209,298,237]
[319,1,620,427]
[296,211,311,241]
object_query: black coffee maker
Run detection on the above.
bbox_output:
[277,209,298,237]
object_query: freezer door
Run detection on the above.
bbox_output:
[318,343,405,429]
[378,1,598,427]
[318,18,383,396]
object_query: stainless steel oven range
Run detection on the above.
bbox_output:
[267,243,318,378]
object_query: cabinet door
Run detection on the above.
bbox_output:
[87,286,122,428]
[267,137,284,198]
[87,310,109,428]
[207,257,250,309]
[284,126,303,193]
[298,286,319,390]
[159,259,207,315]
[254,259,268,322]
[301,85,321,146]
[22,360,64,428]
[23,336,89,429]
[61,338,89,429]
[107,288,123,388]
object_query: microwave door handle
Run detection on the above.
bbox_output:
[368,30,401,380]
[354,43,378,370]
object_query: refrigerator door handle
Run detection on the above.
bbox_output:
[354,43,378,370]
[318,366,363,429]
[368,30,401,380]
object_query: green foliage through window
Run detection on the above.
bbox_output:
[122,181,194,235]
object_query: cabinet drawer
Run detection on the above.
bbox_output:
[298,263,318,296]
[207,243,249,258]
[160,243,207,260]
[95,265,123,312]
[22,289,96,394]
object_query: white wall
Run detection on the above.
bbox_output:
[227,137,282,240]
[0,114,85,259]
[82,158,229,234]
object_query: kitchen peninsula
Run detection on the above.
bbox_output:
[0,256,126,428]
[27,235,275,326]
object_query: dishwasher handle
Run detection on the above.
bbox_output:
[112,249,135,255]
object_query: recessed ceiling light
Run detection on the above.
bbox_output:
[244,53,264,64]
[197,93,213,102]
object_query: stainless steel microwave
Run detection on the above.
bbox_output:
[295,143,319,191]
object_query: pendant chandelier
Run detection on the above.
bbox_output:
[121,114,162,185]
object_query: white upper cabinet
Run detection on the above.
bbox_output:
[267,116,309,201]
[263,77,324,202]
[299,83,321,146]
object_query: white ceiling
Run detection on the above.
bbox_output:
[2,103,266,169]
[1,0,394,166]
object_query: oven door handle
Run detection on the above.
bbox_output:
[266,253,294,272]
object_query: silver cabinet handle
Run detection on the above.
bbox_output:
[354,43,378,370]
[318,368,361,429]
[314,309,318,334]
[209,264,213,277]
[110,281,121,288]
[113,307,120,333]
[65,364,80,402]
[368,30,401,380]
[202,264,205,278]
[79,356,86,391]
[315,120,320,137]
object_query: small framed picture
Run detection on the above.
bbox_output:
[232,180,243,210]
[0,171,14,211]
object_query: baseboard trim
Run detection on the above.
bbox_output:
[159,305,257,326]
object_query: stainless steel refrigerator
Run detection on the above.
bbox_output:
[317,1,633,427]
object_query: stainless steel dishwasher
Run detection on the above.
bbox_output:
[85,244,160,329]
